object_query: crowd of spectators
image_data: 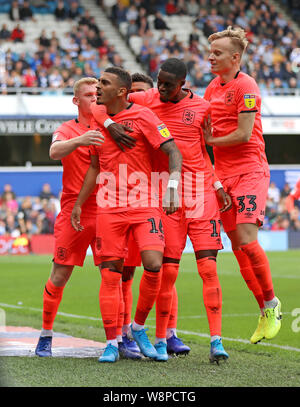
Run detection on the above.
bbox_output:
[0,183,60,238]
[265,181,300,231]
[0,1,124,93]
[0,1,299,94]
[108,0,300,93]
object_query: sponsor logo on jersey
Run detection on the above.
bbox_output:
[244,94,256,109]
[52,133,58,142]
[182,109,196,124]
[157,123,171,138]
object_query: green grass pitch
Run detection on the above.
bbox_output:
[0,251,300,387]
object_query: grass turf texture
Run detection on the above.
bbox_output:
[0,251,300,387]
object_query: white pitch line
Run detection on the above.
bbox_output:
[1,302,299,353]
[179,269,300,279]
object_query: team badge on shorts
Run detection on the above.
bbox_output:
[182,109,195,125]
[157,123,171,138]
[225,91,235,105]
[57,247,67,261]
[244,94,256,109]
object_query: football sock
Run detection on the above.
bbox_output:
[42,278,64,331]
[167,284,178,332]
[264,297,278,309]
[211,335,221,343]
[122,278,133,326]
[233,248,265,310]
[155,337,167,344]
[241,241,275,301]
[41,329,53,337]
[99,267,122,341]
[134,268,162,326]
[116,283,124,338]
[196,257,222,336]
[166,328,177,339]
[107,339,118,347]
[155,263,179,339]
[122,324,131,336]
[132,321,144,331]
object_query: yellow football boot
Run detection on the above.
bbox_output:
[264,297,282,340]
[250,314,266,344]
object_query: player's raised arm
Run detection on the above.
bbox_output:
[50,130,104,160]
[71,154,99,231]
[159,140,182,215]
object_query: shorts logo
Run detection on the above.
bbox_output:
[225,91,235,105]
[57,247,67,261]
[96,237,102,250]
[182,109,195,125]
[121,120,133,129]
[157,123,171,138]
[244,94,256,109]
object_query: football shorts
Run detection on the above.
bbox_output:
[219,172,270,233]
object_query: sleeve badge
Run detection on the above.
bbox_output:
[244,94,256,109]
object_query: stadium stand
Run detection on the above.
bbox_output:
[105,0,300,93]
[0,0,299,93]
[0,0,143,93]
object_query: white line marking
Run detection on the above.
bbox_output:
[179,269,300,279]
[1,303,299,353]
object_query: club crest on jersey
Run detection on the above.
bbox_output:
[244,94,256,109]
[225,91,235,105]
[182,109,195,125]
[157,123,171,138]
[121,120,133,129]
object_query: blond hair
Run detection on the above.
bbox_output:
[208,26,248,55]
[73,77,98,96]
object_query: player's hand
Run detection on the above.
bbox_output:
[216,188,232,213]
[163,187,180,215]
[202,115,214,146]
[71,205,84,231]
[78,130,104,146]
[107,123,136,151]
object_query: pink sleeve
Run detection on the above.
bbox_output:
[128,91,147,106]
[91,103,109,126]
[51,125,69,143]
[236,78,261,114]
[137,108,173,150]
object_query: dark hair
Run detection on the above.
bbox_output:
[160,58,187,79]
[104,67,132,90]
[131,72,154,88]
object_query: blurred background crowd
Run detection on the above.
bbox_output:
[0,0,299,94]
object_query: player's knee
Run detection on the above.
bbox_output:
[196,256,218,282]
[51,263,73,287]
[143,261,162,272]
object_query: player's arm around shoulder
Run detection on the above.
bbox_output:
[202,111,256,147]
[50,129,104,160]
